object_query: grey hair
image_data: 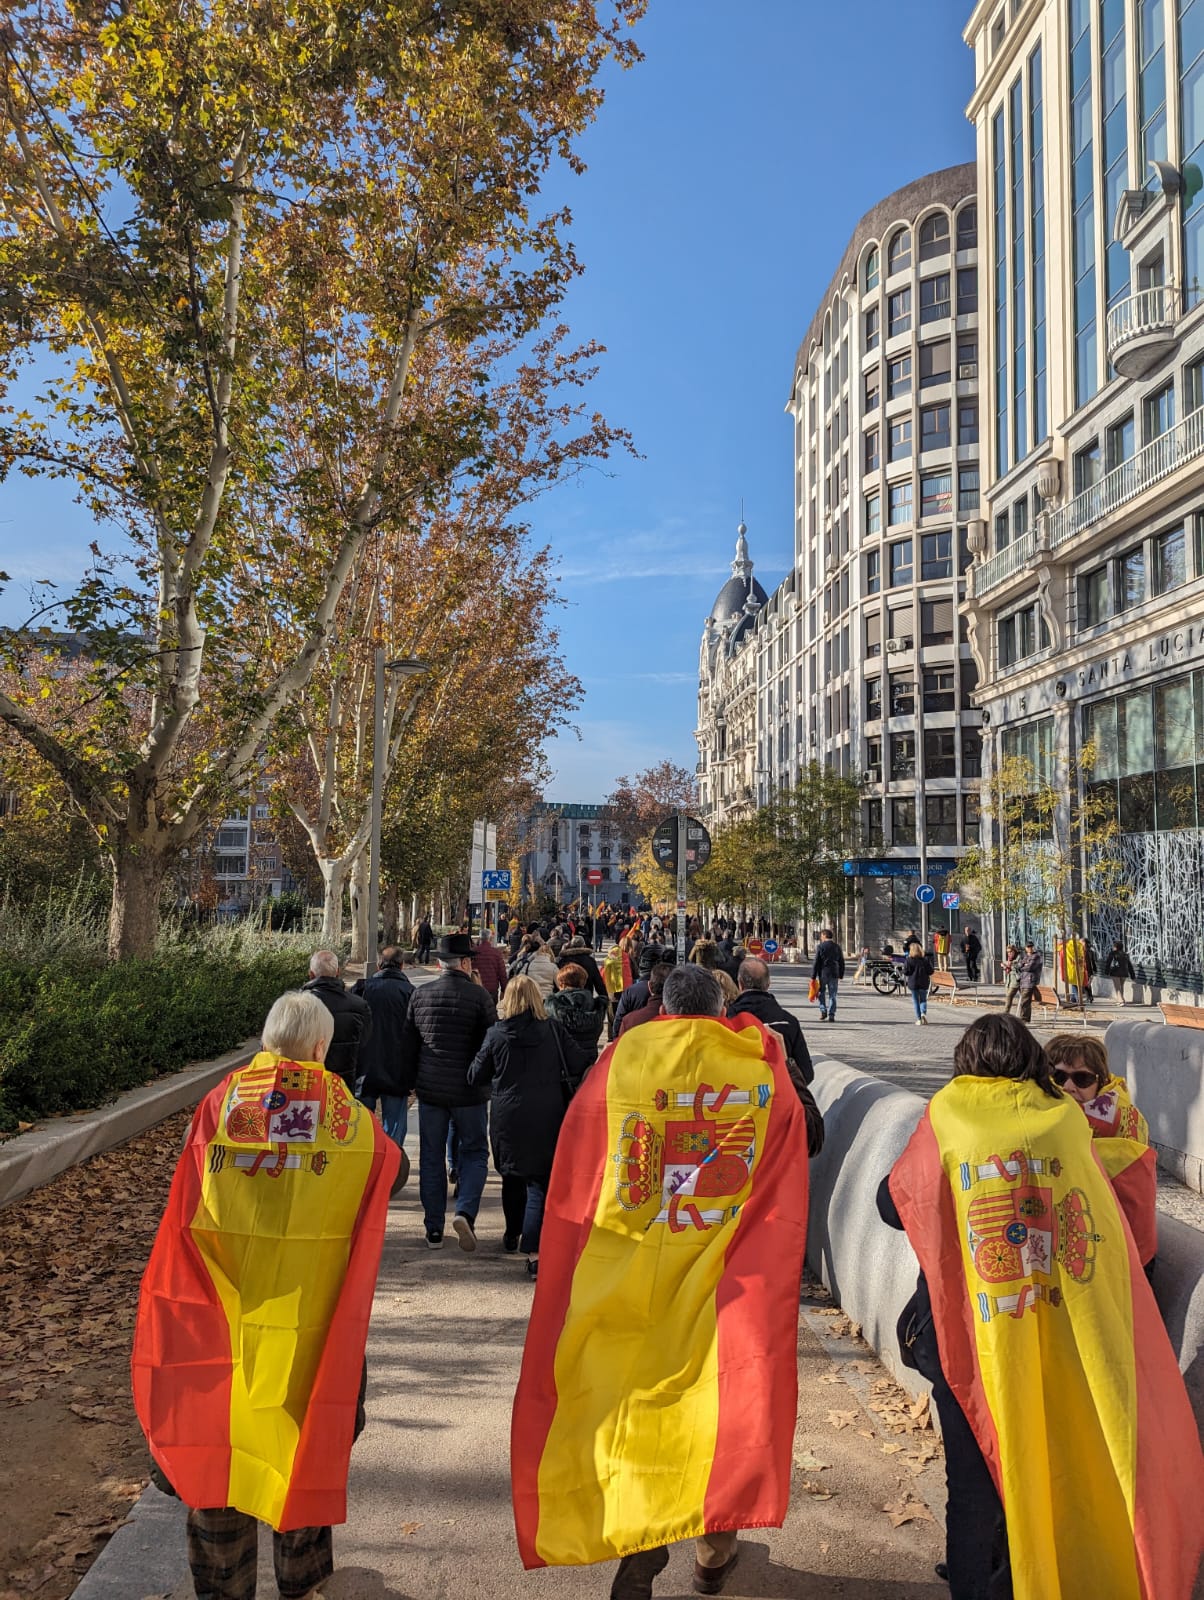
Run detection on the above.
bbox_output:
[661,965,724,1019]
[262,991,335,1060]
[437,956,469,972]
[737,957,771,991]
[308,949,340,979]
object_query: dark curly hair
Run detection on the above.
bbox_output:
[952,1014,1062,1099]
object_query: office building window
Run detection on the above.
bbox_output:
[1155,524,1187,593]
[889,538,914,586]
[1187,354,1204,414]
[888,481,913,525]
[892,797,916,845]
[889,288,912,337]
[1101,0,1129,317]
[920,340,951,387]
[1070,0,1097,403]
[920,273,952,324]
[1012,496,1029,540]
[998,599,1046,666]
[889,417,913,461]
[865,304,880,351]
[957,332,978,372]
[865,429,880,471]
[888,353,912,399]
[1079,563,1110,627]
[964,791,982,838]
[865,610,882,657]
[888,227,912,274]
[1144,381,1175,441]
[866,548,881,595]
[958,398,980,443]
[864,245,880,292]
[865,491,881,535]
[921,473,952,518]
[919,213,950,260]
[993,105,1008,475]
[959,465,981,513]
[921,595,955,644]
[866,677,883,721]
[923,667,955,713]
[1139,0,1168,174]
[1182,0,1204,306]
[864,367,880,411]
[921,403,951,450]
[957,265,979,315]
[995,509,1010,552]
[891,732,917,778]
[1030,44,1048,445]
[865,799,884,845]
[1116,543,1146,611]
[961,657,980,706]
[889,604,914,647]
[1074,438,1101,493]
[1106,412,1135,469]
[1010,75,1028,461]
[921,532,953,581]
[926,793,959,843]
[957,203,978,250]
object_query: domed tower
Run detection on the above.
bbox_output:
[697,521,768,822]
[707,521,768,643]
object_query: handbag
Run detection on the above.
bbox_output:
[549,1021,577,1107]
[808,976,820,1003]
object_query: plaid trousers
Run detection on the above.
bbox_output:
[186,1507,332,1600]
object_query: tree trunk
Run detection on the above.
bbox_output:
[320,857,347,946]
[349,849,369,964]
[109,841,170,961]
[383,885,399,946]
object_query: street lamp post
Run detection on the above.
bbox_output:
[367,650,428,976]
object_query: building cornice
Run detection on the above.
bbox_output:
[964,0,1048,123]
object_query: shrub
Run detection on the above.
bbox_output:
[0,946,310,1132]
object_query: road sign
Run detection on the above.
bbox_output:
[915,882,936,905]
[586,867,603,885]
[652,815,712,876]
[747,938,764,955]
[942,891,961,910]
[484,889,507,902]
[482,869,511,893]
[762,939,779,955]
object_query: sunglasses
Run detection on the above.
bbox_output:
[1052,1066,1101,1091]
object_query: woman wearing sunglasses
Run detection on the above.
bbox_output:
[1044,1033,1157,1270]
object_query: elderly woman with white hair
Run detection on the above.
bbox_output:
[133,989,404,1600]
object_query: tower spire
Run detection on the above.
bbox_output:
[731,513,752,581]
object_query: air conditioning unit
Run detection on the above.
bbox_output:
[885,638,902,653]
[958,362,977,379]
[866,766,882,785]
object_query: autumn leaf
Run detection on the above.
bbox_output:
[826,1410,858,1431]
[882,1494,934,1529]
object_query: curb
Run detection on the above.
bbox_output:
[71,1485,186,1599]
[0,1037,258,1210]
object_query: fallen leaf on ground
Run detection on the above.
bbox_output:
[399,1521,423,1537]
[819,1541,830,1556]
[881,1442,905,1455]
[801,1480,835,1500]
[793,1450,830,1472]
[826,1409,857,1430]
[882,1494,935,1528]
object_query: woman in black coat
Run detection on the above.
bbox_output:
[467,975,590,1278]
[903,940,934,1025]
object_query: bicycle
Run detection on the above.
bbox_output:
[870,959,907,996]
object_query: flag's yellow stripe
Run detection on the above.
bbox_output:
[534,1020,769,1563]
[929,1080,1140,1599]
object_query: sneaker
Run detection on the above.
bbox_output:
[425,1228,444,1248]
[453,1215,477,1253]
[526,1258,538,1280]
[503,1232,520,1253]
[916,1019,923,1026]
[693,1544,740,1595]
[818,1011,828,1021]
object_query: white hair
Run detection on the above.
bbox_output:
[662,965,724,1019]
[309,949,340,978]
[262,991,335,1059]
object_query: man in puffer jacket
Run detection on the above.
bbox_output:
[398,933,496,1252]
[303,950,372,1088]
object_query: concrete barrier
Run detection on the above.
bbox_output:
[1106,1019,1204,1194]
[806,1055,1204,1428]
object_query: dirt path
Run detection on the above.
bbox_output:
[0,1112,189,1599]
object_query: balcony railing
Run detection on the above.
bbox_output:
[969,529,1036,595]
[1105,284,1178,372]
[1047,403,1204,551]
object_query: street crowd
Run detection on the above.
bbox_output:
[130,906,1204,1600]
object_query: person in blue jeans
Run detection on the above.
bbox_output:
[398,932,497,1250]
[811,929,845,1022]
[352,947,415,1147]
[903,940,933,1025]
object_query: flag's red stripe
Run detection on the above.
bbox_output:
[511,1045,618,1569]
[281,1119,400,1530]
[132,1088,234,1511]
[1107,1147,1157,1267]
[703,1025,809,1533]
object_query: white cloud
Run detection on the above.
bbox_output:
[557,560,728,586]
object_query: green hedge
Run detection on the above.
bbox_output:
[0,948,310,1132]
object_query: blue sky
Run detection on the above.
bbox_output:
[0,2,975,803]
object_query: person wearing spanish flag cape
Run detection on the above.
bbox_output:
[881,1013,1204,1600]
[511,962,821,1599]
[132,990,403,1600]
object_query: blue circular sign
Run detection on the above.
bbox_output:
[915,883,937,905]
[762,939,779,955]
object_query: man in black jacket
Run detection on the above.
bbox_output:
[352,948,414,1148]
[728,958,824,1155]
[303,951,372,1089]
[811,930,846,1022]
[398,932,496,1251]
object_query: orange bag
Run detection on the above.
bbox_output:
[808,977,820,1003]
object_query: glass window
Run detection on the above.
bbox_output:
[865,610,882,656]
[888,481,913,525]
[957,205,978,250]
[920,340,951,387]
[920,274,951,324]
[957,332,978,371]
[865,305,880,351]
[892,797,916,844]
[923,667,955,712]
[920,403,951,450]
[919,214,950,261]
[1074,439,1102,493]
[1080,564,1110,626]
[1106,412,1135,469]
[925,794,959,844]
[888,354,912,399]
[921,595,954,643]
[957,266,979,314]
[865,548,881,594]
[889,539,914,586]
[1154,524,1187,593]
[865,491,881,535]
[921,473,952,517]
[1116,543,1146,610]
[891,733,917,779]
[924,730,957,779]
[865,429,880,471]
[1143,381,1175,441]
[921,531,953,580]
[1186,354,1204,414]
[889,417,913,461]
[888,228,912,274]
[889,288,912,337]
[864,798,884,844]
[995,509,1010,552]
[864,368,880,411]
[890,673,915,716]
[958,398,980,443]
[866,677,883,721]
[864,246,880,292]
[958,465,980,513]
[1012,497,1029,539]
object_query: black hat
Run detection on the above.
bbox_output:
[433,932,475,960]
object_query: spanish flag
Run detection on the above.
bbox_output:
[132,1052,399,1531]
[1080,1075,1157,1266]
[889,1076,1204,1599]
[512,1013,809,1568]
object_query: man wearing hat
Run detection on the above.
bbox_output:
[398,932,497,1250]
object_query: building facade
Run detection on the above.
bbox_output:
[518,801,634,908]
[697,167,985,947]
[964,0,1204,990]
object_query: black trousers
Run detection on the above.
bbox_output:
[931,1377,1012,1599]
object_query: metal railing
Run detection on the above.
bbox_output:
[1105,283,1177,355]
[1046,403,1204,551]
[970,529,1036,595]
